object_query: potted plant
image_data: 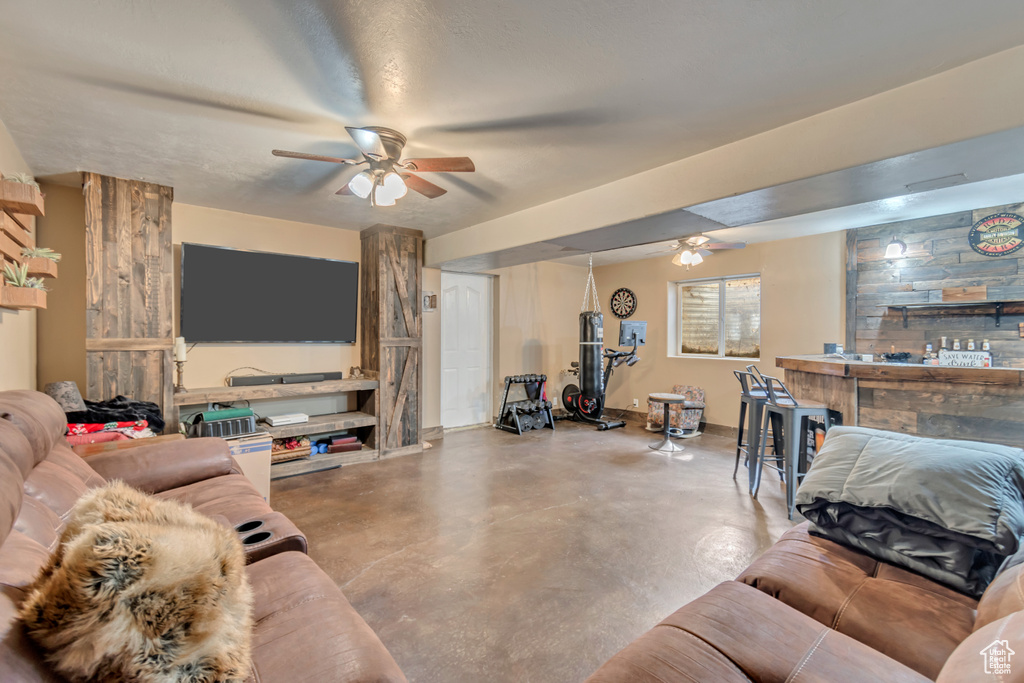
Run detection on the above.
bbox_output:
[21,246,60,278]
[1,262,47,309]
[0,173,45,216]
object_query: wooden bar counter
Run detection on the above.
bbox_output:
[776,355,1024,448]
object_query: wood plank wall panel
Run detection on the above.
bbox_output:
[858,379,1024,448]
[849,201,1024,367]
[361,224,423,457]
[83,173,174,422]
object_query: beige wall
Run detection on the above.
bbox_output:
[422,267,441,429]
[172,203,361,389]
[0,120,37,391]
[593,231,845,427]
[36,182,87,390]
[489,261,588,415]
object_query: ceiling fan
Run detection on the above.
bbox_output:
[272,126,475,206]
[668,235,745,268]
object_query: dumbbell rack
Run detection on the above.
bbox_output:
[496,374,555,435]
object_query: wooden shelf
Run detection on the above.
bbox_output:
[173,378,379,406]
[25,257,57,279]
[1,212,33,248]
[262,410,376,439]
[880,300,1024,328]
[0,230,20,262]
[0,285,46,310]
[0,180,44,216]
[270,445,378,479]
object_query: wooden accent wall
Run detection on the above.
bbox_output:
[360,224,423,457]
[848,201,1024,366]
[83,173,175,419]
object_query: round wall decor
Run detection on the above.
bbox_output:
[610,287,637,319]
[968,213,1024,257]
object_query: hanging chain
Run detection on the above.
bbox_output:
[580,254,601,313]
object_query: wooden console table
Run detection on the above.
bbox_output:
[172,376,380,479]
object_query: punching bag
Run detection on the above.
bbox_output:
[578,311,605,417]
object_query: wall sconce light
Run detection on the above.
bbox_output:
[884,237,907,259]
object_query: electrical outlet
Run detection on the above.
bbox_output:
[552,397,558,408]
[632,398,639,407]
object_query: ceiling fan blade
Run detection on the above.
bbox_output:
[707,242,746,250]
[689,235,712,246]
[335,183,354,196]
[401,173,447,199]
[696,248,713,257]
[402,157,475,173]
[272,149,359,165]
[345,127,388,159]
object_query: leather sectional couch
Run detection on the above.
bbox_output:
[0,390,408,682]
[585,521,1024,682]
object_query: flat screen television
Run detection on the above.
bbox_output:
[180,243,358,343]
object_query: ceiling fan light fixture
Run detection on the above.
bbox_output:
[690,251,704,266]
[373,185,397,206]
[348,170,374,199]
[679,250,694,266]
[377,172,408,203]
[671,252,684,266]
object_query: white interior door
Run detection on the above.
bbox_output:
[441,272,493,428]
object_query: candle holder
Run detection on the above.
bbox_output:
[174,360,187,393]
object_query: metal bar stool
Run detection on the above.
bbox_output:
[733,370,774,494]
[648,393,687,453]
[757,375,831,519]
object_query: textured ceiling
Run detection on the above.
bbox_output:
[3,1,1024,239]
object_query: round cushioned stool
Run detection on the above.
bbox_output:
[648,393,687,453]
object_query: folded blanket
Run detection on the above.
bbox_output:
[796,426,1024,597]
[64,395,165,432]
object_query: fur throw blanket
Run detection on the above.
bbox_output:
[19,481,253,683]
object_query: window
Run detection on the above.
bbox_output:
[675,275,760,358]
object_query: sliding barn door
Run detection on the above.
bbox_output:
[361,224,423,458]
[83,173,174,421]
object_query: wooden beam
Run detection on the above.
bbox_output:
[84,338,173,351]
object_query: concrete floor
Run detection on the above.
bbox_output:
[271,421,798,683]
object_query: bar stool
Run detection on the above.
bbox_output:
[733,370,771,494]
[648,393,687,453]
[756,375,831,519]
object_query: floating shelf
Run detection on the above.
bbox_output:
[0,180,44,216]
[173,378,379,405]
[270,445,378,479]
[25,257,58,279]
[0,285,46,310]
[880,300,1024,328]
[262,410,376,439]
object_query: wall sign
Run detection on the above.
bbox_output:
[938,349,991,367]
[968,213,1024,256]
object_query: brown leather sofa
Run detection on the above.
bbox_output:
[586,523,1024,682]
[0,390,408,683]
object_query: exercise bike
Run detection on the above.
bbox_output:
[561,313,644,430]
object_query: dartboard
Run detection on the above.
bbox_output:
[610,287,637,319]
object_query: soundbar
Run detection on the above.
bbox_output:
[227,371,347,387]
